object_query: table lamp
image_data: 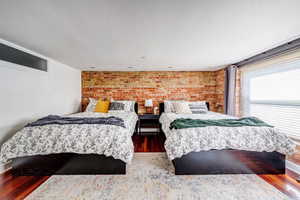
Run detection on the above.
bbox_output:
[145,99,153,114]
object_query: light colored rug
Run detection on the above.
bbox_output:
[26,153,290,200]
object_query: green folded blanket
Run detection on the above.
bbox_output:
[170,117,273,130]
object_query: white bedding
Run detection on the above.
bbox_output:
[0,112,138,163]
[159,112,295,160]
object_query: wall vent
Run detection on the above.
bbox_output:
[0,43,47,71]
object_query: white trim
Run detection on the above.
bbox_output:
[0,161,11,174]
[286,160,300,174]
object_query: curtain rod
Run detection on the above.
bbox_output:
[234,37,300,67]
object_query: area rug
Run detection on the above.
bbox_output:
[26,153,290,200]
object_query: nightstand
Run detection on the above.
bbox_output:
[138,114,160,135]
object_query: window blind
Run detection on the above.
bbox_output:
[250,103,300,138]
[242,59,300,139]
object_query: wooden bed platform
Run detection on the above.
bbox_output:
[159,102,286,175]
[12,153,126,176]
[172,150,285,175]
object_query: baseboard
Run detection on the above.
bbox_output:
[0,161,11,174]
[286,160,300,174]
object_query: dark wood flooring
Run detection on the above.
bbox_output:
[0,171,49,200]
[132,134,165,152]
[0,134,300,200]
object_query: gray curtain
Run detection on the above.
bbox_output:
[224,65,237,115]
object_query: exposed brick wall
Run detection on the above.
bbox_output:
[215,69,225,113]
[235,68,241,117]
[82,71,225,114]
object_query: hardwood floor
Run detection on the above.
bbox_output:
[132,134,165,152]
[288,144,300,165]
[0,134,300,200]
[259,169,300,200]
[0,170,49,200]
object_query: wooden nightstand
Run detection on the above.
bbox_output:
[138,114,160,135]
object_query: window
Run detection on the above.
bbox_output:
[242,60,300,139]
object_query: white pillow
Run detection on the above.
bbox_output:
[188,101,208,114]
[85,98,98,112]
[164,100,183,113]
[173,102,192,114]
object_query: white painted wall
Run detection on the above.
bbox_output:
[0,39,81,149]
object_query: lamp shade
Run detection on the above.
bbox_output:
[144,99,153,107]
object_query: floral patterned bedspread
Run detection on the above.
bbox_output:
[159,112,295,160]
[0,112,138,163]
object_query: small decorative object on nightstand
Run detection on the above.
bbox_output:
[144,99,153,114]
[138,114,160,135]
[154,106,159,115]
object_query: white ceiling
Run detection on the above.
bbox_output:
[0,0,300,71]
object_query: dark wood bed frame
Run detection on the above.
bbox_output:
[11,103,139,176]
[159,102,286,175]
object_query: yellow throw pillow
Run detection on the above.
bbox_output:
[94,100,110,113]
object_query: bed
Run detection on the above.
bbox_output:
[0,103,138,175]
[159,102,295,175]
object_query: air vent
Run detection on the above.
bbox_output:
[0,43,47,72]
